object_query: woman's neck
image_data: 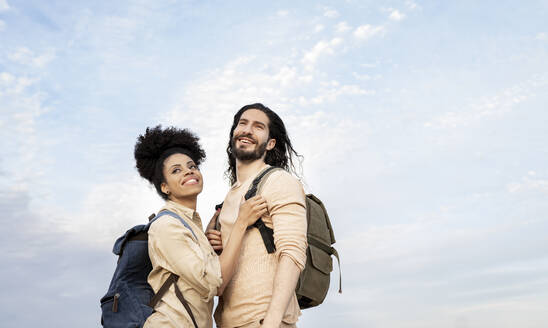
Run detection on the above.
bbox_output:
[169,196,197,211]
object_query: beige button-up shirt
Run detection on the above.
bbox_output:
[144,201,222,328]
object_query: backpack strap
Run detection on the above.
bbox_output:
[245,166,282,254]
[152,210,198,241]
[308,237,342,294]
[148,210,199,328]
[149,273,198,328]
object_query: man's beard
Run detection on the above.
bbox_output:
[232,134,268,161]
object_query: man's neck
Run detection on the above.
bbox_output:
[236,158,268,184]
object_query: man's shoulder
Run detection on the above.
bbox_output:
[269,168,299,183]
[262,168,304,194]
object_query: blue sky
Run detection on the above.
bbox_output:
[1,0,548,327]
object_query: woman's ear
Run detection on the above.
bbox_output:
[161,182,169,195]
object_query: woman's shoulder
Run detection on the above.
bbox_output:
[149,210,195,236]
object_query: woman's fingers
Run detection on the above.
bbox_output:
[206,230,222,247]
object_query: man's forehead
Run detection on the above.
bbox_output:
[240,108,269,124]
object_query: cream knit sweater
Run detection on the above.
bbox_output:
[214,166,307,327]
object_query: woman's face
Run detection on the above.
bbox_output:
[160,153,203,201]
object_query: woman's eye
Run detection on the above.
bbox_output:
[172,168,181,174]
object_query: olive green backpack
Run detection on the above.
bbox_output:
[244,167,342,309]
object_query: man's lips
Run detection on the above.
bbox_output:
[236,136,256,145]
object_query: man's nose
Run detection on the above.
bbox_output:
[241,123,253,134]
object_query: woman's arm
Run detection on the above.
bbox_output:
[216,195,267,295]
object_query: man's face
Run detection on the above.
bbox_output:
[232,109,276,161]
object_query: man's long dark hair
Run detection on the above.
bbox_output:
[225,103,302,185]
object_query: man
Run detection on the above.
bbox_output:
[208,103,307,328]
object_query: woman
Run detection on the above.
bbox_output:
[134,125,266,328]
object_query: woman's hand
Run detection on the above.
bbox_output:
[237,195,268,227]
[206,209,223,254]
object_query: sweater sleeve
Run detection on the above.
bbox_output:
[148,216,222,301]
[262,171,308,271]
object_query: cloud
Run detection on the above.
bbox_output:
[0,188,115,327]
[276,10,289,17]
[389,9,406,21]
[507,175,548,194]
[353,24,385,40]
[405,0,418,10]
[535,32,547,40]
[52,176,163,249]
[0,0,9,11]
[7,47,57,68]
[304,83,375,104]
[302,37,344,71]
[335,21,351,33]
[0,69,50,191]
[424,74,547,129]
[314,24,324,33]
[323,7,339,18]
[0,19,5,31]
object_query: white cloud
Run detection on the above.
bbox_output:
[335,21,351,33]
[7,47,56,68]
[302,38,343,71]
[306,84,375,104]
[53,177,163,248]
[353,24,385,40]
[0,19,5,31]
[507,176,548,194]
[314,24,324,33]
[424,75,547,129]
[323,7,339,18]
[0,70,50,193]
[277,10,289,17]
[535,32,547,40]
[352,72,382,81]
[0,0,9,11]
[405,0,418,10]
[389,9,406,21]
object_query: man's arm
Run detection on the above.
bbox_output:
[261,171,308,327]
[260,256,301,327]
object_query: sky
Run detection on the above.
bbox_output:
[1,0,548,327]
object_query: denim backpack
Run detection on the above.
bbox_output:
[100,210,199,328]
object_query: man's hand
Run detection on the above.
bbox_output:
[237,195,268,227]
[206,209,223,254]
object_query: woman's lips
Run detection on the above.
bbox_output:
[182,177,199,185]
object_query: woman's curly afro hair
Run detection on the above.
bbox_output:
[134,125,206,199]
